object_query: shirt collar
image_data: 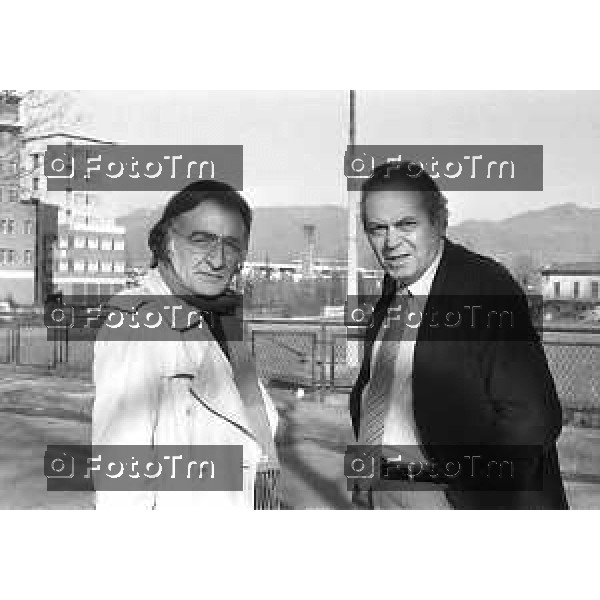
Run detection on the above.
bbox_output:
[135,268,207,331]
[402,238,445,298]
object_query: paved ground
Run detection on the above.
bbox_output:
[275,391,354,509]
[0,367,599,509]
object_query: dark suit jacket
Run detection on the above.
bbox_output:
[350,239,568,509]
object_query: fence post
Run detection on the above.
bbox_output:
[52,327,57,367]
[8,323,15,365]
[51,327,58,369]
[311,332,316,397]
[320,323,327,401]
[14,322,20,365]
[330,334,335,390]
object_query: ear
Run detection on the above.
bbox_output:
[165,235,176,258]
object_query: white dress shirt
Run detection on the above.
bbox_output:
[364,240,449,509]
[380,240,444,447]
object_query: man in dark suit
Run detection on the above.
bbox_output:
[349,161,568,509]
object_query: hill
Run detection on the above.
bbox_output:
[449,203,600,266]
[117,202,600,270]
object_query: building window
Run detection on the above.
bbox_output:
[32,153,40,171]
[0,249,6,265]
[101,238,112,251]
[592,281,599,300]
[74,260,85,272]
[24,250,32,265]
[554,281,560,298]
[101,261,113,273]
[7,219,15,234]
[573,281,580,299]
[113,238,125,251]
[74,236,85,249]
[87,260,98,272]
[24,220,34,235]
[33,177,39,191]
[87,236,98,249]
[1,219,7,234]
[58,260,69,272]
[9,188,18,202]
[113,261,125,273]
[59,236,68,249]
[8,250,16,265]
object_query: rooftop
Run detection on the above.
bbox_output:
[23,131,116,145]
[541,262,600,275]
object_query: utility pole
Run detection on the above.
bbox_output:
[347,90,359,367]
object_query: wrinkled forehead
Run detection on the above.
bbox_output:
[363,188,430,222]
[171,200,249,240]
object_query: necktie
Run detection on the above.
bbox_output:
[360,287,412,446]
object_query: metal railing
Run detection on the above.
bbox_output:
[542,331,600,426]
[0,318,93,379]
[246,320,600,418]
[2,316,600,417]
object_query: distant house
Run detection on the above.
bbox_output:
[541,263,600,300]
[541,262,600,319]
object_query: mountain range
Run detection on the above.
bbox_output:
[117,202,600,271]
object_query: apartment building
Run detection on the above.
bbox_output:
[0,92,35,304]
[24,133,127,298]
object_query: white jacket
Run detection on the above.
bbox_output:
[92,269,278,509]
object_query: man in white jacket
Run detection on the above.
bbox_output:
[93,181,279,509]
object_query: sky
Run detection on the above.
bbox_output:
[66,90,600,225]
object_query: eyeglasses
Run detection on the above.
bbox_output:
[170,228,244,263]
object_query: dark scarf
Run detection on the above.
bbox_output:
[158,262,281,497]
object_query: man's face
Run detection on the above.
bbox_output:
[166,200,248,296]
[363,189,443,285]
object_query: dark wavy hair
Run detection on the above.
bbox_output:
[148,180,252,268]
[360,160,449,230]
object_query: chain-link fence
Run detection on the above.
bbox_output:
[251,328,318,388]
[0,318,93,379]
[3,317,600,422]
[544,342,600,411]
